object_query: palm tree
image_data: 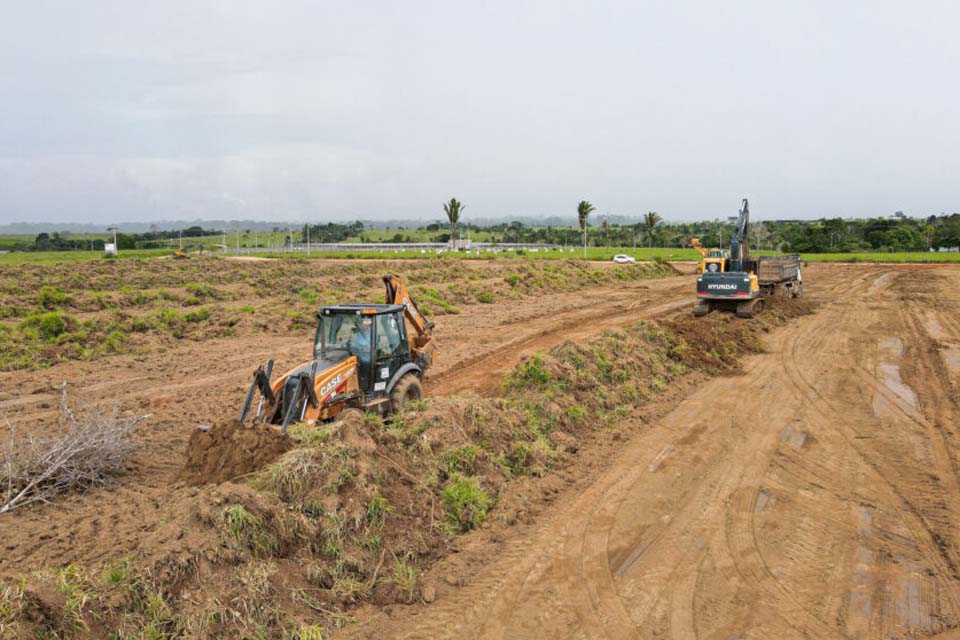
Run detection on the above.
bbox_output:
[644,211,662,247]
[443,198,465,248]
[577,200,595,258]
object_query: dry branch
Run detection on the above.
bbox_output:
[1,383,149,513]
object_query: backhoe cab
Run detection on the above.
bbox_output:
[240,275,435,431]
[689,238,728,275]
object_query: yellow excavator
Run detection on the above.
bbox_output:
[689,238,728,274]
[240,275,436,431]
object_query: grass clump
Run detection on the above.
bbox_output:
[18,310,72,341]
[505,354,552,390]
[221,505,277,558]
[392,557,418,603]
[39,285,69,309]
[365,495,393,529]
[442,474,492,533]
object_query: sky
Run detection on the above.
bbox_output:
[1,0,958,224]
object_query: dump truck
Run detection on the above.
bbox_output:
[693,199,802,318]
[239,275,436,431]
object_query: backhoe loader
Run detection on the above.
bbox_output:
[239,275,436,431]
[689,238,728,275]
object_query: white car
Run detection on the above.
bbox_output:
[612,254,636,264]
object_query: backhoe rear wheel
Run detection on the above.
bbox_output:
[390,374,422,414]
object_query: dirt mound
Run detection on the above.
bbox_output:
[180,420,291,485]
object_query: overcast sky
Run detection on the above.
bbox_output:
[1,1,958,224]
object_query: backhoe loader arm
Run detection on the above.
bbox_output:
[690,238,708,259]
[383,274,436,371]
[383,274,434,338]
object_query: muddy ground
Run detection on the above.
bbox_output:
[2,261,960,638]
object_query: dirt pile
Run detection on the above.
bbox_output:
[180,420,291,485]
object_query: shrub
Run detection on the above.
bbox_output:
[183,308,209,323]
[39,285,68,309]
[505,355,552,389]
[476,291,495,304]
[19,311,72,342]
[442,474,491,533]
[440,445,480,477]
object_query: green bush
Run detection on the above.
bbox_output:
[442,474,491,533]
[19,311,72,342]
[183,308,209,323]
[39,285,68,309]
[505,355,552,389]
[476,291,495,304]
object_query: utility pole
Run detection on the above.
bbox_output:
[306,225,310,256]
[222,230,226,253]
[236,229,239,254]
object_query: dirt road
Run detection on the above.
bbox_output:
[342,264,960,639]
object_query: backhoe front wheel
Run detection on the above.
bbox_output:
[390,374,422,414]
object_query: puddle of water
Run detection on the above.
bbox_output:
[873,362,919,419]
[880,337,904,356]
[847,506,876,634]
[944,348,960,375]
[878,364,918,411]
[895,568,931,633]
[780,423,808,451]
[921,312,949,341]
[647,445,673,472]
[754,489,772,512]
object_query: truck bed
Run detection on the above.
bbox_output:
[758,255,801,284]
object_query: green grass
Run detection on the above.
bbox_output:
[795,251,960,263]
[0,248,172,264]
[441,474,492,533]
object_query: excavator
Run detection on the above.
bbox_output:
[689,238,728,274]
[240,275,436,431]
[694,199,802,318]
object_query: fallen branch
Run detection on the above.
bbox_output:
[1,384,149,513]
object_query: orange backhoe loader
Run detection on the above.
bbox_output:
[239,275,436,431]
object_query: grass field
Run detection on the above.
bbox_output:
[0,248,172,264]
[1,243,959,265]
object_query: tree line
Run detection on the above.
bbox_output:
[19,212,960,254]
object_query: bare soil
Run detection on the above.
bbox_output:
[3,260,960,639]
[180,420,291,485]
[339,263,960,640]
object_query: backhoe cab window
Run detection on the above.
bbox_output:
[316,314,373,365]
[376,313,404,357]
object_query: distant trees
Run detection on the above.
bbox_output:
[643,211,662,247]
[577,200,595,257]
[443,198,465,247]
[19,212,960,255]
